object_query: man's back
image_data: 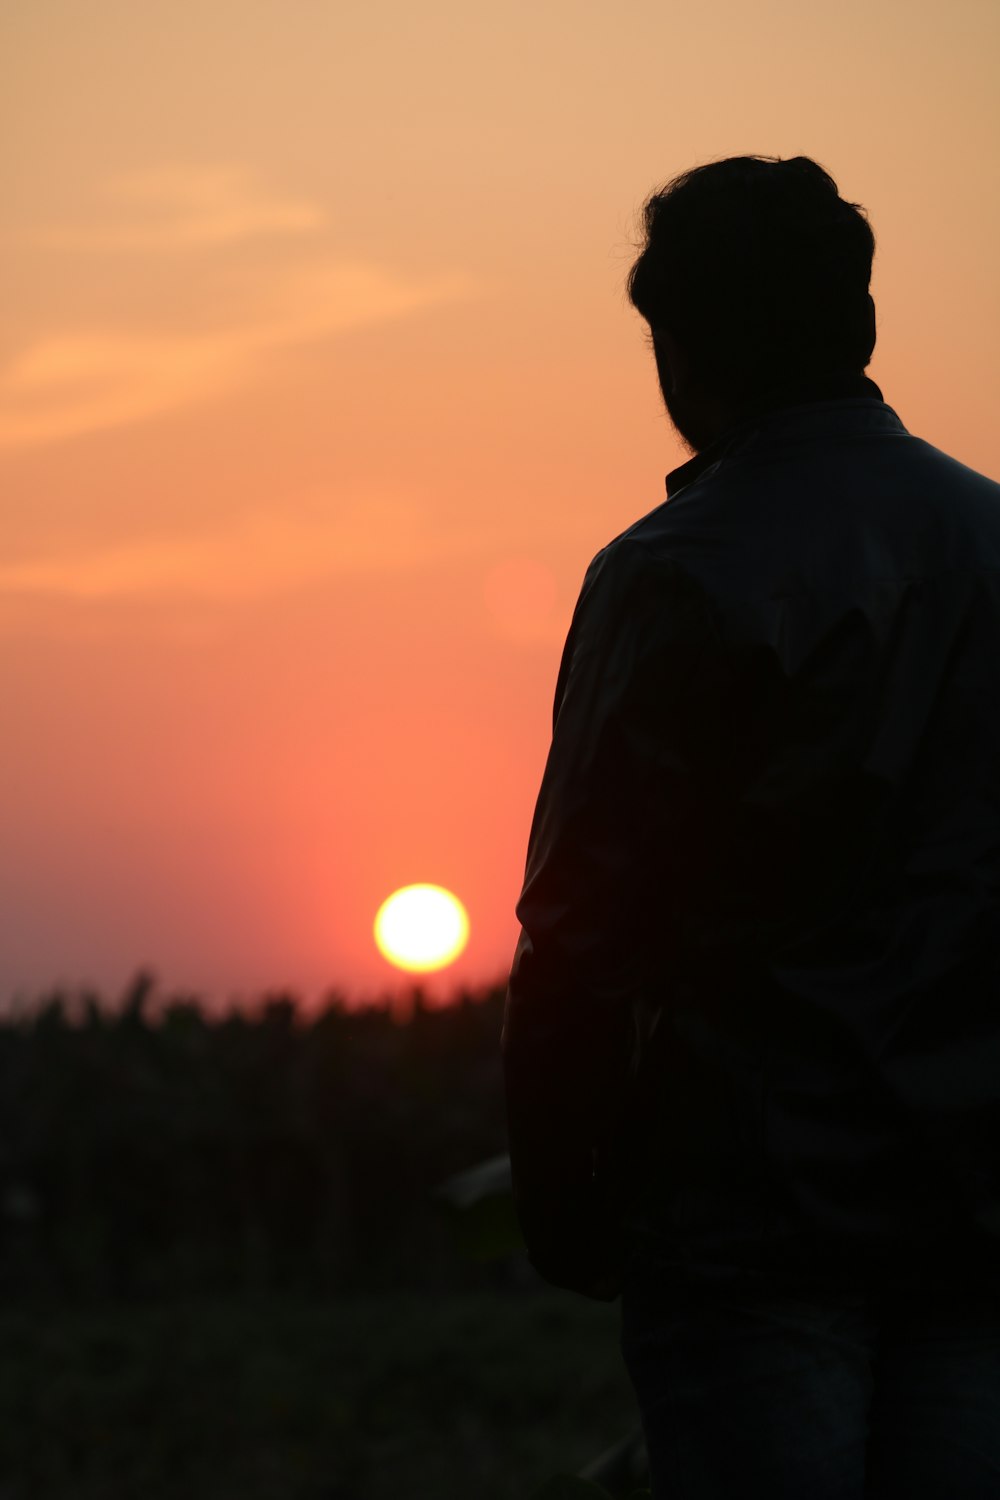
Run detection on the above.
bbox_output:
[609,382,1000,1293]
[522,152,1000,1497]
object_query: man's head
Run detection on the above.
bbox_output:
[626,155,877,456]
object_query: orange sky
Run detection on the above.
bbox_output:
[1,0,998,1012]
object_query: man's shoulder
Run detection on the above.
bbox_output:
[583,525,692,600]
[594,429,1000,610]
[589,489,711,576]
[585,490,726,619]
[574,526,712,651]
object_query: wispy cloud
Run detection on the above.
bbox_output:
[0,260,481,448]
[18,166,327,252]
[0,493,485,602]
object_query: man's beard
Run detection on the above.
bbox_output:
[662,385,721,459]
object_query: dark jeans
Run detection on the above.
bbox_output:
[620,1247,1000,1499]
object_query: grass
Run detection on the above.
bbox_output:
[0,1284,642,1499]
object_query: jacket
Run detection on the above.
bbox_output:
[501,370,1000,1302]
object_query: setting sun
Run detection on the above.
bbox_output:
[373,884,470,973]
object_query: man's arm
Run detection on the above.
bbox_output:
[501,539,706,1300]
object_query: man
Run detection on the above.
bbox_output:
[501,154,1000,1496]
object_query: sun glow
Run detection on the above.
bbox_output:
[373,884,470,973]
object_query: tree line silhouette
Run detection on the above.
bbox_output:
[0,969,515,1302]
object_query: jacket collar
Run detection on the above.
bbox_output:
[664,372,905,501]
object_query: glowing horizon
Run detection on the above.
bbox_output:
[1,0,997,1012]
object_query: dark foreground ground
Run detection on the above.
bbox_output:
[0,1283,642,1499]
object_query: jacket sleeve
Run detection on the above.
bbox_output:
[501,539,705,1300]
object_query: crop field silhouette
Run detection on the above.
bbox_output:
[0,972,646,1498]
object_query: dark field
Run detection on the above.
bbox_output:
[0,974,648,1498]
[1,1285,640,1499]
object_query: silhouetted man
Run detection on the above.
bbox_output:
[501,154,1000,1497]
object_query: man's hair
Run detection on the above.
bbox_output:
[625,154,877,401]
